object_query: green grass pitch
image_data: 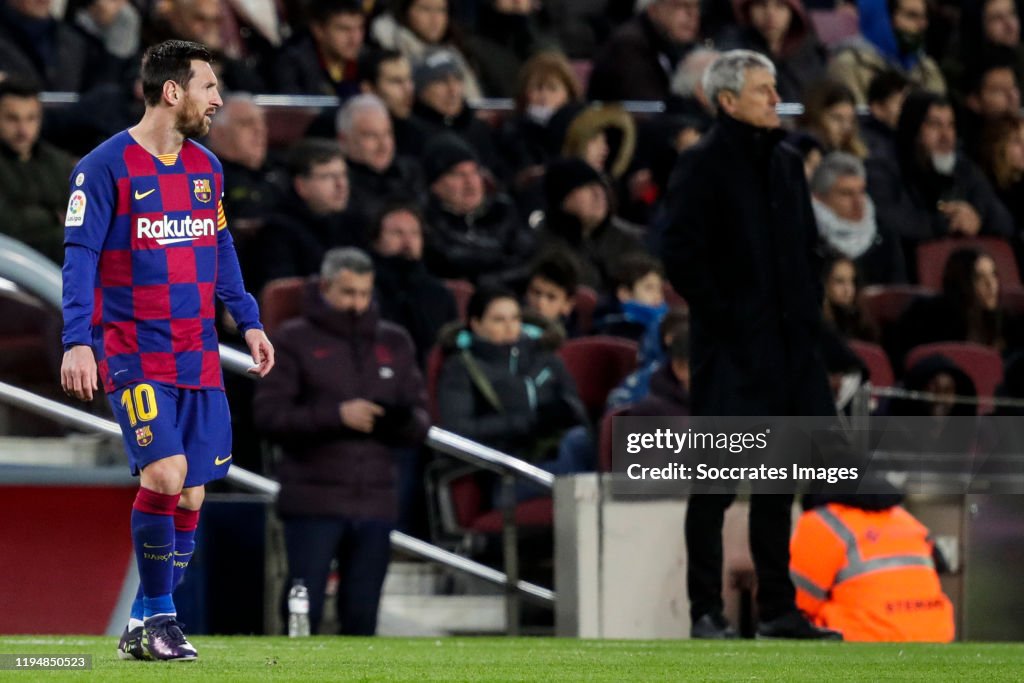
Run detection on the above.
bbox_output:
[1,636,1023,681]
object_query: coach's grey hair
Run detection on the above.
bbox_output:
[336,94,389,138]
[702,50,776,114]
[810,152,866,196]
[321,247,374,279]
[671,47,721,98]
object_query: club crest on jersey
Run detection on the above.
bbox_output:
[193,178,212,203]
[135,425,153,447]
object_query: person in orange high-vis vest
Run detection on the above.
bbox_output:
[790,492,955,642]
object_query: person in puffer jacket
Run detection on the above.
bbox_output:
[437,285,589,501]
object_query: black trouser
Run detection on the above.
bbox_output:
[685,493,796,623]
[282,515,393,635]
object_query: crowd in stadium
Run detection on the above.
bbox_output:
[0,0,1015,640]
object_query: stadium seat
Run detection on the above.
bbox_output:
[860,285,933,330]
[573,285,598,335]
[916,237,1021,290]
[429,465,553,539]
[443,279,475,321]
[558,336,639,420]
[264,106,322,150]
[904,342,1004,414]
[570,59,594,92]
[848,340,895,388]
[259,276,307,338]
[425,345,446,423]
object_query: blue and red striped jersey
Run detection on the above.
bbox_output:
[62,130,261,393]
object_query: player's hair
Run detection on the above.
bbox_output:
[310,0,364,24]
[286,138,346,178]
[702,49,775,115]
[611,252,663,291]
[359,48,407,86]
[367,199,424,244]
[321,247,374,279]
[336,93,389,138]
[0,78,41,102]
[140,40,213,107]
[529,250,580,297]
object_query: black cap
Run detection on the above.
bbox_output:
[422,133,479,184]
[543,157,603,210]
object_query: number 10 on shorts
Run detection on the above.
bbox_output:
[120,383,158,426]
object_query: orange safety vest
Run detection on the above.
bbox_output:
[789,503,955,642]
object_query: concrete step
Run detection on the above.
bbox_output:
[377,594,506,636]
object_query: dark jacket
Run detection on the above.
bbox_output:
[0,6,114,91]
[251,192,364,294]
[720,0,826,103]
[0,140,75,262]
[423,193,536,285]
[894,294,1024,367]
[661,113,834,416]
[273,34,361,98]
[346,156,425,226]
[436,323,586,460]
[372,253,459,367]
[867,92,1015,244]
[536,211,647,291]
[254,286,429,520]
[411,100,503,178]
[859,114,897,165]
[587,12,688,102]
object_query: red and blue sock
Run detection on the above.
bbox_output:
[131,488,179,619]
[128,506,200,626]
[173,507,200,590]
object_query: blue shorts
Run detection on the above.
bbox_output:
[108,382,233,488]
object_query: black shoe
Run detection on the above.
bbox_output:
[756,611,843,640]
[691,612,739,639]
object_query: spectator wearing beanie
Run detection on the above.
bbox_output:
[411,50,504,177]
[422,133,536,286]
[537,157,647,292]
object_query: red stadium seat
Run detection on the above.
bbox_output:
[916,237,1021,290]
[432,467,553,536]
[848,340,895,388]
[443,279,475,321]
[860,285,933,330]
[904,342,1004,414]
[573,285,598,335]
[1000,286,1024,315]
[571,59,594,92]
[259,276,307,338]
[425,344,446,423]
[558,336,639,420]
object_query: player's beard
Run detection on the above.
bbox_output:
[175,94,210,139]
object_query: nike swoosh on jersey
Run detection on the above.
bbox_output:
[143,542,172,549]
[214,454,233,466]
[134,189,156,200]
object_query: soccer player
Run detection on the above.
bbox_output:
[59,40,275,662]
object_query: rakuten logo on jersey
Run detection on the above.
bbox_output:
[136,215,216,245]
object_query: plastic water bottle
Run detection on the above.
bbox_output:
[287,579,310,637]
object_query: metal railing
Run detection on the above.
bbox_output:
[0,381,554,599]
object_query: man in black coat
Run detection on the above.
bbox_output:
[251,139,363,296]
[337,93,425,226]
[253,247,429,635]
[661,49,842,640]
[369,200,458,367]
